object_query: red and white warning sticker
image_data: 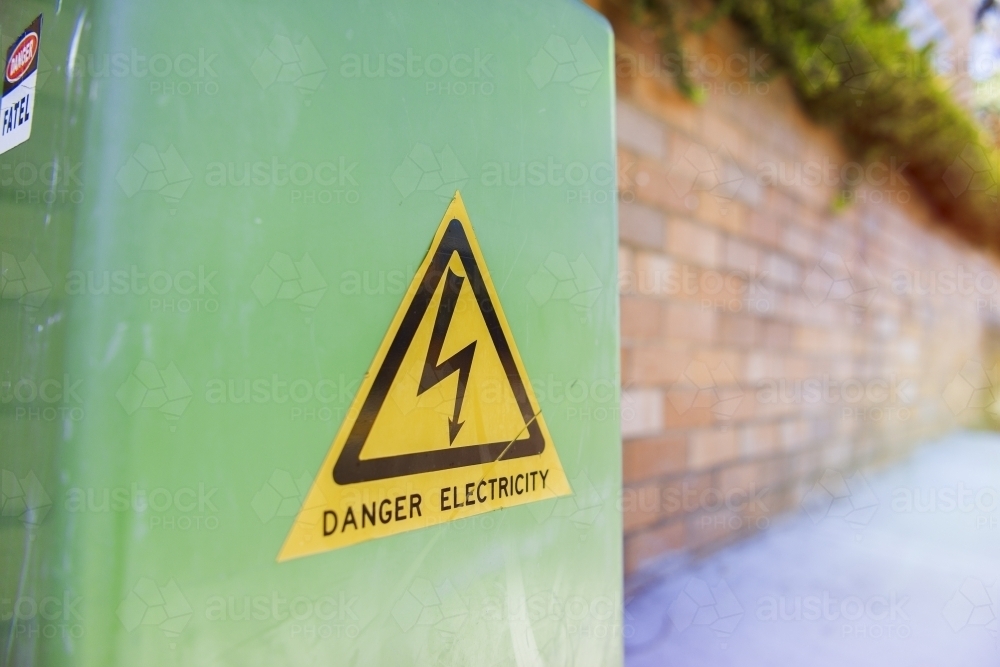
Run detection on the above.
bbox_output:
[0,14,42,155]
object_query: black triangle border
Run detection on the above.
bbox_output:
[333,218,545,484]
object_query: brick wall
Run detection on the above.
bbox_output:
[607,15,1000,578]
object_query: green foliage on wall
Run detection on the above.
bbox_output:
[623,0,1000,247]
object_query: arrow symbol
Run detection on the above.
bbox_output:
[418,267,477,444]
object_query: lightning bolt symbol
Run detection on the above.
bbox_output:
[418,267,477,444]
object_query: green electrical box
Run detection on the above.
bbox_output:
[1,1,621,665]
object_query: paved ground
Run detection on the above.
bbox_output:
[625,431,1000,667]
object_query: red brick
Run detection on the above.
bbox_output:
[747,211,780,246]
[625,520,685,575]
[689,428,739,469]
[620,346,634,386]
[623,434,687,483]
[621,387,664,438]
[725,237,760,273]
[623,482,663,533]
[632,251,674,297]
[667,219,721,268]
[617,100,666,160]
[719,313,759,347]
[634,75,702,135]
[628,344,689,385]
[633,157,690,214]
[621,296,662,340]
[662,390,716,429]
[665,302,717,341]
[716,463,761,498]
[739,423,780,457]
[693,192,745,233]
[620,201,666,250]
[762,321,793,348]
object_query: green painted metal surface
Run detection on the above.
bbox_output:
[1,1,621,665]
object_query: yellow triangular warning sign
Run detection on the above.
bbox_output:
[278,192,570,561]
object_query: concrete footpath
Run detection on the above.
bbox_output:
[625,431,1000,667]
